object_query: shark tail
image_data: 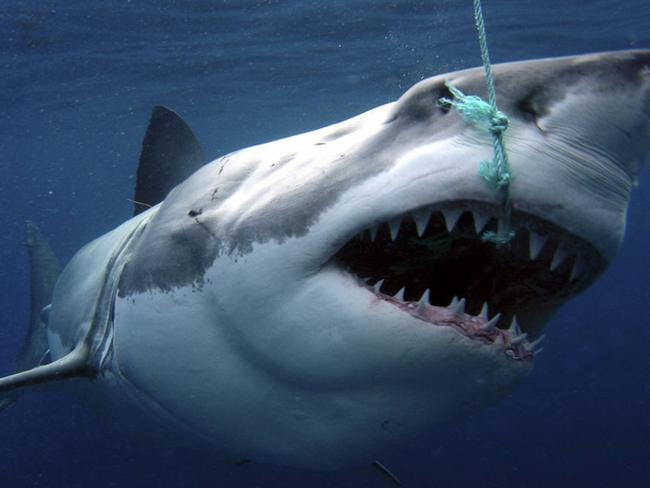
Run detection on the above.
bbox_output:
[0,222,63,411]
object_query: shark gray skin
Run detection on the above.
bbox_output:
[1,50,649,470]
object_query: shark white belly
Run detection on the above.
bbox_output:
[2,50,650,470]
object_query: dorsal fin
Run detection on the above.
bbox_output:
[133,106,206,215]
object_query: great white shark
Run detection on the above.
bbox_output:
[1,50,649,471]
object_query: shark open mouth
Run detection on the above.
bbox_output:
[333,201,605,360]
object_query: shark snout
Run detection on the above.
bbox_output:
[497,50,650,262]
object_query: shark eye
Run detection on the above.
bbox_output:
[516,86,549,124]
[517,97,540,121]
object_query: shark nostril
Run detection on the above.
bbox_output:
[436,82,455,114]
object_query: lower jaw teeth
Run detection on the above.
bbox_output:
[364,279,544,358]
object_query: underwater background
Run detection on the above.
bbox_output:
[1,1,649,486]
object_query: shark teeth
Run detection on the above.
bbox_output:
[510,333,528,345]
[480,313,500,332]
[442,209,463,231]
[365,283,544,361]
[525,334,545,351]
[472,212,491,234]
[394,287,405,301]
[411,209,430,237]
[369,224,379,241]
[550,245,569,271]
[442,210,463,231]
[506,315,522,336]
[360,205,592,286]
[416,289,430,313]
[448,296,466,315]
[373,279,384,293]
[570,257,586,282]
[478,302,489,319]
[343,202,600,362]
[529,231,546,259]
[388,218,401,241]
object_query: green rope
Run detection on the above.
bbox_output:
[439,0,514,245]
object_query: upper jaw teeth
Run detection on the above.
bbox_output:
[412,209,429,237]
[550,245,569,271]
[388,218,401,240]
[529,231,546,259]
[441,209,463,231]
[362,205,591,282]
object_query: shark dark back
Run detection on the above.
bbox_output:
[1,50,649,471]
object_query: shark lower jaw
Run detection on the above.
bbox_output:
[332,199,606,360]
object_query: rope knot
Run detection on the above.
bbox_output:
[439,78,514,245]
[489,110,508,133]
[439,82,509,135]
[440,0,515,246]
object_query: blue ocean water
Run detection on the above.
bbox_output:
[1,1,649,486]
